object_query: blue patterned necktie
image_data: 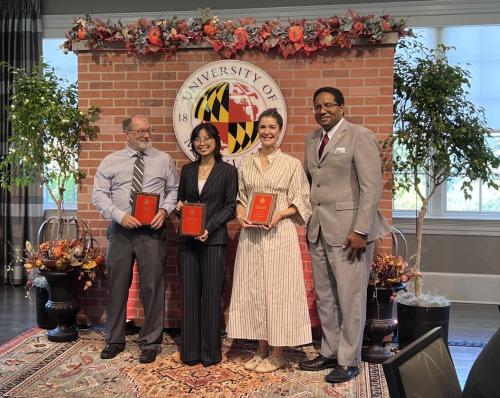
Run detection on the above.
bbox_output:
[129,151,144,205]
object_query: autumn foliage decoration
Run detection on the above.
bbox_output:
[63,9,407,58]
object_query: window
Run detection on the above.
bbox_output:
[394,26,500,219]
[42,39,78,210]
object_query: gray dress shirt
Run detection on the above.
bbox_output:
[92,145,179,224]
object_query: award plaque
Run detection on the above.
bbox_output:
[132,192,160,225]
[180,203,207,236]
[248,192,277,225]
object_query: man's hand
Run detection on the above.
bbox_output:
[151,209,167,230]
[342,231,367,262]
[121,214,142,229]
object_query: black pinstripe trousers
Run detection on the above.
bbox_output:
[177,242,226,365]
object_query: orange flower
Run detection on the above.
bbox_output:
[288,25,304,43]
[203,22,217,38]
[77,28,87,40]
[52,246,63,258]
[234,27,248,43]
[147,28,163,47]
[234,27,248,50]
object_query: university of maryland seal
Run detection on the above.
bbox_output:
[173,60,287,166]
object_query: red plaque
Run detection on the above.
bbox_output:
[248,192,277,225]
[132,192,160,225]
[180,203,207,236]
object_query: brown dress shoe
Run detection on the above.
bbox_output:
[299,355,338,371]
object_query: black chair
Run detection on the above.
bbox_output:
[382,327,461,398]
[462,327,500,398]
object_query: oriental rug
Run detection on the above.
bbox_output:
[0,328,389,398]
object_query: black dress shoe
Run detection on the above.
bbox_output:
[100,344,125,359]
[202,360,220,367]
[325,365,359,383]
[139,349,157,363]
[299,355,338,371]
[183,360,200,366]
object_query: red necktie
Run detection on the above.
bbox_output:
[318,133,330,158]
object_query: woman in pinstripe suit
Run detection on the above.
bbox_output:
[227,109,313,373]
[176,123,238,367]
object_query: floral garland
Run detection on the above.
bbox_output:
[63,8,407,58]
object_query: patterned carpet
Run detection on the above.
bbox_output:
[0,328,389,397]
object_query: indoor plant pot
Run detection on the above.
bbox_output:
[41,269,79,342]
[362,282,405,363]
[396,291,450,348]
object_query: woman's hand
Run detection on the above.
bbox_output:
[175,200,184,213]
[237,214,257,228]
[195,229,209,242]
[262,212,283,230]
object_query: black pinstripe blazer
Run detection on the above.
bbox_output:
[177,160,238,245]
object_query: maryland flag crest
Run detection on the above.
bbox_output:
[193,82,260,155]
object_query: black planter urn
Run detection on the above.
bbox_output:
[362,283,405,363]
[35,286,57,330]
[41,270,79,342]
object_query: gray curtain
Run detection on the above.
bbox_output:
[0,0,43,284]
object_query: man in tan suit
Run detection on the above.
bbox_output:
[299,87,386,383]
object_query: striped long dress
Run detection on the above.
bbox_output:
[227,150,313,347]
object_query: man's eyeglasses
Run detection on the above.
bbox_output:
[126,128,154,136]
[193,137,214,144]
[312,103,340,114]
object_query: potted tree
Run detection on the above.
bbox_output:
[0,61,101,337]
[388,37,500,347]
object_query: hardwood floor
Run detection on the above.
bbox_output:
[1,284,499,390]
[0,284,36,345]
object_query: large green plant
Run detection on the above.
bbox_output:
[0,62,100,222]
[389,38,500,296]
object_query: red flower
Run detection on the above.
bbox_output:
[353,21,364,33]
[288,25,304,43]
[382,20,392,32]
[330,16,340,28]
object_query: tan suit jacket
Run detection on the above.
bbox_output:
[305,119,388,246]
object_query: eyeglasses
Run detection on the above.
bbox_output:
[126,128,154,136]
[193,137,214,144]
[312,103,340,114]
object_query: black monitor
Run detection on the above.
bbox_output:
[382,327,462,398]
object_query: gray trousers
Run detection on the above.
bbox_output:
[310,229,373,367]
[105,222,167,350]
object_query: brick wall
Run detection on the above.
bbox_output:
[76,45,395,329]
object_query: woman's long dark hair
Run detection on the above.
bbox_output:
[190,122,223,161]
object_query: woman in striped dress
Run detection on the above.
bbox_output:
[227,108,312,373]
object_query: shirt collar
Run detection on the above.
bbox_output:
[322,117,345,138]
[125,144,150,157]
[259,148,281,163]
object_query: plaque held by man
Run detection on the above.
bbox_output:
[132,192,160,225]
